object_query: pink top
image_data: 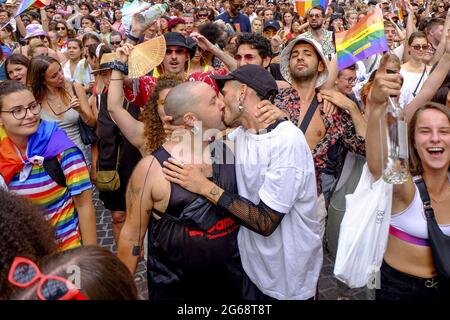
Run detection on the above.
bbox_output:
[112,21,125,36]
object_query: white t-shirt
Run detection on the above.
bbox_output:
[232,121,323,300]
[399,66,430,108]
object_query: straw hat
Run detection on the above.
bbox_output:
[91,53,116,73]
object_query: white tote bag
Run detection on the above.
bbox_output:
[333,163,392,288]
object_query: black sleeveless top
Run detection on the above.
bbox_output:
[147,141,243,300]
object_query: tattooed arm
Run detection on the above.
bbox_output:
[117,156,155,274]
[163,160,284,236]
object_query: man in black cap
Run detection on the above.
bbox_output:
[110,32,196,109]
[163,64,323,300]
[262,20,281,40]
[262,20,283,61]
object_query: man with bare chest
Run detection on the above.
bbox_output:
[274,35,366,238]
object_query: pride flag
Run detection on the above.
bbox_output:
[335,8,388,70]
[14,0,50,17]
[396,6,404,21]
[293,0,328,18]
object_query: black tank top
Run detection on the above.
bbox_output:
[147,141,243,300]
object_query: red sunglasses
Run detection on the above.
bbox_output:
[8,257,88,300]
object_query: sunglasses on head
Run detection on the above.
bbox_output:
[166,48,187,55]
[8,257,88,300]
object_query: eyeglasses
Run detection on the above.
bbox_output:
[308,13,322,18]
[56,27,66,31]
[8,257,88,300]
[412,44,431,51]
[341,76,357,85]
[165,48,187,55]
[0,103,41,120]
[234,53,255,61]
[110,41,121,45]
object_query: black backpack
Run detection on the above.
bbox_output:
[43,156,67,188]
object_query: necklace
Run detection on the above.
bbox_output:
[46,99,70,117]
[430,188,450,204]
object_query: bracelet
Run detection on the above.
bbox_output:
[111,60,129,75]
[126,32,140,43]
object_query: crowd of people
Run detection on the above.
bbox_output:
[0,0,449,301]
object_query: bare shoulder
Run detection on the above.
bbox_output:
[130,155,168,205]
[131,155,160,183]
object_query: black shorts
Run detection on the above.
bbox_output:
[376,260,449,300]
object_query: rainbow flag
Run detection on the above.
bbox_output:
[396,6,404,21]
[14,0,50,17]
[293,0,328,18]
[335,8,388,71]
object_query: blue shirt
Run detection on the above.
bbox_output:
[216,12,251,33]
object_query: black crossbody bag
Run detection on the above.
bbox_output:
[414,177,450,279]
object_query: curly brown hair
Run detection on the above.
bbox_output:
[0,190,57,299]
[141,74,183,154]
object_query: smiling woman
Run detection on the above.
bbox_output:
[365,58,450,300]
[0,80,96,251]
[26,56,96,160]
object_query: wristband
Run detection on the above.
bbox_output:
[111,60,129,75]
[126,32,140,43]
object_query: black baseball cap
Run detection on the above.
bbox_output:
[263,20,281,31]
[211,65,278,100]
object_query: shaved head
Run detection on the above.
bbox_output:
[164,81,209,124]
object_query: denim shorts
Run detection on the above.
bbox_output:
[376,260,447,301]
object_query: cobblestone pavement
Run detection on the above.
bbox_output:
[94,190,365,301]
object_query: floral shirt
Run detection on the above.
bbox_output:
[274,87,365,194]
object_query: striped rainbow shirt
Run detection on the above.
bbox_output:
[8,147,92,251]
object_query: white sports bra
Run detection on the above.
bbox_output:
[390,184,450,244]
